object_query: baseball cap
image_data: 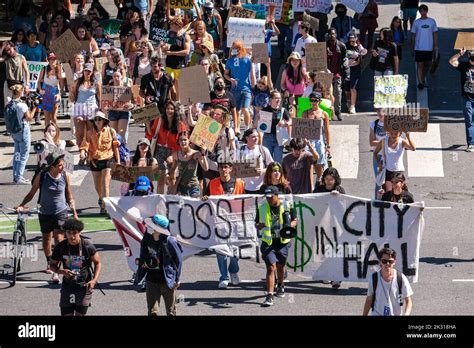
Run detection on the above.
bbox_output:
[84,63,93,71]
[144,214,170,235]
[45,152,65,167]
[264,185,280,198]
[134,176,151,192]
[137,137,150,146]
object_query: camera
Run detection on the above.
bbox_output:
[71,270,87,287]
[21,91,42,109]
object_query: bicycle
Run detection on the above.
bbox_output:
[0,203,38,286]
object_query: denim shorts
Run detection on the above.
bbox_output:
[310,139,326,165]
[232,89,251,110]
[177,185,200,198]
[108,110,131,121]
[261,240,292,267]
[401,8,417,21]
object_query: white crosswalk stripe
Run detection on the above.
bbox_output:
[407,124,444,177]
[70,154,89,186]
[330,125,359,179]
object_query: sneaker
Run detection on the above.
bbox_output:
[262,294,274,307]
[275,285,285,298]
[51,273,60,283]
[331,281,341,289]
[466,145,474,152]
[346,100,351,110]
[129,272,136,283]
[336,112,343,121]
[218,280,229,289]
[46,264,53,274]
[230,273,240,286]
[14,177,30,185]
[349,106,356,114]
[100,207,108,215]
[34,117,42,125]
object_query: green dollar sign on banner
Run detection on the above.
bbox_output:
[286,201,314,272]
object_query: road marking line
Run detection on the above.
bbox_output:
[430,110,463,114]
[452,279,474,282]
[0,281,51,285]
[330,125,359,179]
[70,154,89,186]
[407,124,444,177]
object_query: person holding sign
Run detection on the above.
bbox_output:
[294,22,317,67]
[80,111,120,214]
[75,26,100,57]
[301,92,330,184]
[38,53,62,126]
[224,40,256,130]
[449,48,474,152]
[345,34,368,114]
[202,161,245,289]
[256,186,297,307]
[107,70,134,143]
[282,138,318,194]
[168,131,209,197]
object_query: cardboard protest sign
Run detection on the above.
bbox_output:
[112,164,160,183]
[131,85,143,107]
[374,75,408,108]
[50,29,81,62]
[454,32,474,50]
[62,63,74,86]
[189,114,223,150]
[276,0,291,24]
[302,12,319,32]
[242,4,266,19]
[385,108,429,133]
[258,0,283,20]
[150,27,172,45]
[229,5,257,19]
[178,65,212,105]
[100,19,123,37]
[257,111,273,133]
[101,86,133,110]
[227,18,266,48]
[39,142,75,175]
[131,103,160,124]
[251,43,269,64]
[170,0,193,8]
[232,162,260,178]
[79,40,91,55]
[314,72,333,92]
[293,0,332,13]
[291,117,322,139]
[341,0,369,14]
[40,84,59,112]
[306,42,327,72]
[27,61,48,91]
[95,57,108,76]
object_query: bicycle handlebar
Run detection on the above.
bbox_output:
[0,204,39,215]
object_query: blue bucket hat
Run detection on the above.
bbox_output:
[144,214,170,235]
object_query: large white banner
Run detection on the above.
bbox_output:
[341,0,369,14]
[27,61,49,91]
[104,193,424,283]
[292,0,332,14]
[227,17,266,48]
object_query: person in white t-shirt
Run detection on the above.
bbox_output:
[294,21,317,68]
[411,4,438,90]
[363,247,413,316]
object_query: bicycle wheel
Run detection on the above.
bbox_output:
[11,230,20,286]
[17,231,27,273]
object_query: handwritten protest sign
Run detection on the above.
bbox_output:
[293,0,332,13]
[276,0,291,24]
[251,43,269,64]
[189,114,222,150]
[229,5,257,19]
[79,40,91,56]
[100,19,123,37]
[50,29,81,62]
[150,27,172,45]
[27,61,48,91]
[112,164,160,183]
[41,84,59,112]
[314,72,333,92]
[95,57,108,75]
[342,0,369,14]
[306,42,327,72]
[242,4,266,19]
[302,12,319,32]
[374,75,408,108]
[257,111,273,133]
[227,18,266,48]
[38,142,75,174]
[232,162,260,178]
[258,0,283,20]
[454,32,474,50]
[101,86,133,110]
[170,0,193,9]
[291,118,322,139]
[178,65,212,105]
[131,103,160,124]
[62,63,74,86]
[385,108,429,133]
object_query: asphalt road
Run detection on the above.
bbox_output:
[0,0,473,316]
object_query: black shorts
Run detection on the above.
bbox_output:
[60,287,92,315]
[39,209,68,234]
[261,240,292,267]
[385,169,403,182]
[90,159,111,172]
[415,50,433,62]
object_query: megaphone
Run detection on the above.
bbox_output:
[279,211,297,239]
[33,141,45,154]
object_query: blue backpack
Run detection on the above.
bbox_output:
[4,100,22,134]
[116,134,130,164]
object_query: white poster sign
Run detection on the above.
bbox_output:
[257,111,273,133]
[104,194,424,283]
[227,18,266,48]
[27,61,49,91]
[292,0,332,13]
[341,0,369,14]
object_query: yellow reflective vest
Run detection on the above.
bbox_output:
[258,200,291,246]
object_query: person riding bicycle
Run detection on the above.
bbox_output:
[50,219,102,316]
[16,152,77,283]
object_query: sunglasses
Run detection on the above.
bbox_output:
[381,259,395,265]
[94,118,104,122]
[310,99,320,103]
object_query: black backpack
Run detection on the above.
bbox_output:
[371,270,403,312]
[4,100,22,134]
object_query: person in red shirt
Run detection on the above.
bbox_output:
[146,100,187,194]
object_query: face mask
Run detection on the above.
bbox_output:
[337,11,346,18]
[215,83,225,90]
[231,49,238,56]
